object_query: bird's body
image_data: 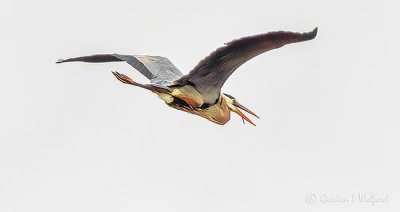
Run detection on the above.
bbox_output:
[58,28,317,126]
[155,87,232,125]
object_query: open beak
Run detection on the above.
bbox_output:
[232,101,259,126]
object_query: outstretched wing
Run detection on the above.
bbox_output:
[57,54,183,86]
[176,28,318,104]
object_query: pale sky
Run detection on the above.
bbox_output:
[1,0,399,211]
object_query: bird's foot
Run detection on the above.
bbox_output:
[112,71,135,85]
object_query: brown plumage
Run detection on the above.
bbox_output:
[58,28,318,126]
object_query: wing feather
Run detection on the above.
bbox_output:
[176,28,318,104]
[57,54,183,86]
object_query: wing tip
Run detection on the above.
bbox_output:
[56,59,66,64]
[304,27,318,40]
[56,58,76,64]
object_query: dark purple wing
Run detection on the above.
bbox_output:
[175,28,318,104]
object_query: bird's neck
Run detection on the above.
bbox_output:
[197,95,231,125]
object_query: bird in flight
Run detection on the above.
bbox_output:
[57,28,317,126]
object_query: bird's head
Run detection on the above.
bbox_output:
[223,93,259,126]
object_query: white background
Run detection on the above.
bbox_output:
[1,0,399,211]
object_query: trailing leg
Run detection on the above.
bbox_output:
[112,71,154,91]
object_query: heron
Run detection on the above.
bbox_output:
[57,28,317,126]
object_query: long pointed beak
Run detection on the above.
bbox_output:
[233,101,260,119]
[233,108,256,126]
[232,101,259,126]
